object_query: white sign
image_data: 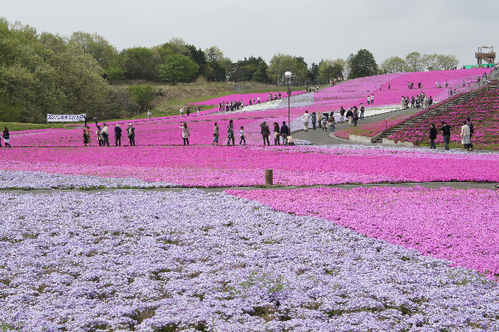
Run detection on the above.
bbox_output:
[47,114,86,123]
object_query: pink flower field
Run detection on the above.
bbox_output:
[1,145,498,187]
[227,186,499,279]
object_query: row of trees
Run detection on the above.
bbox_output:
[0,18,462,123]
[381,52,459,73]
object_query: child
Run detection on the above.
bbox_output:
[322,117,327,131]
[239,126,246,145]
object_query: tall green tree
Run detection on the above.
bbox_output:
[0,19,116,123]
[318,59,345,80]
[121,47,157,81]
[266,53,308,83]
[128,84,154,112]
[68,31,118,70]
[347,49,378,79]
[308,62,319,80]
[380,56,406,73]
[405,51,423,72]
[157,54,199,85]
[204,46,231,82]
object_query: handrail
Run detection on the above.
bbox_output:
[382,75,492,133]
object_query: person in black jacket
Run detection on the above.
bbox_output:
[346,108,353,127]
[260,121,270,146]
[280,121,289,145]
[115,124,122,146]
[429,123,437,149]
[441,121,451,151]
[2,127,11,148]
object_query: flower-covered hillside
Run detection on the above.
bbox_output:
[388,88,499,149]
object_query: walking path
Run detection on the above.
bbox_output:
[292,107,413,146]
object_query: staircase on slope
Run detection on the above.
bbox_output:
[372,80,498,143]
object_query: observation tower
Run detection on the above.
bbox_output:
[475,46,496,64]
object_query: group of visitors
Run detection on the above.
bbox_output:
[305,86,319,93]
[429,118,474,151]
[179,106,201,117]
[1,127,11,148]
[219,101,244,112]
[268,92,282,101]
[302,110,337,132]
[366,94,374,105]
[209,119,292,146]
[407,82,424,89]
[83,123,135,147]
[401,93,433,109]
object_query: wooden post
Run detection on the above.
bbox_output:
[265,169,273,186]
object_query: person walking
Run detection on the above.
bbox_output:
[181,122,190,145]
[273,122,280,145]
[239,126,246,145]
[467,117,474,150]
[196,106,200,117]
[227,120,235,146]
[94,115,98,126]
[339,107,346,123]
[101,123,110,146]
[83,126,90,147]
[429,123,437,149]
[302,111,311,132]
[317,112,322,129]
[460,121,471,151]
[127,123,136,146]
[2,127,11,148]
[352,108,359,127]
[186,107,191,117]
[212,122,219,145]
[311,112,317,130]
[96,126,103,146]
[260,121,270,145]
[346,108,353,127]
[360,103,365,119]
[115,124,122,146]
[441,121,451,151]
[179,107,184,117]
[147,109,152,120]
[328,115,336,132]
[280,121,289,145]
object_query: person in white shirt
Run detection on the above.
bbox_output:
[101,123,109,146]
[302,111,311,132]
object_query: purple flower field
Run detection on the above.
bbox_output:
[1,189,499,331]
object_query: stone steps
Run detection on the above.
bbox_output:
[372,84,495,144]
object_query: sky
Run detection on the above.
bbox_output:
[2,0,499,67]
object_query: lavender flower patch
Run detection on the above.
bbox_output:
[0,190,498,331]
[0,170,179,190]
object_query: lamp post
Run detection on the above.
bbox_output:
[284,71,292,135]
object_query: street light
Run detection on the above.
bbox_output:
[284,71,292,139]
